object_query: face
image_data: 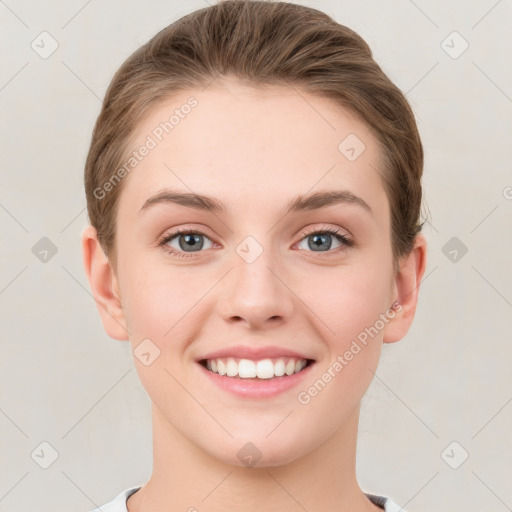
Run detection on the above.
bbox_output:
[110,79,399,467]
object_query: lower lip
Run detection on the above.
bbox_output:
[197,361,315,399]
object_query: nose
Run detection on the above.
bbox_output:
[218,242,294,330]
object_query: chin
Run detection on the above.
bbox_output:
[206,435,306,469]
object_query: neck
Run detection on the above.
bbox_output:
[127,402,378,512]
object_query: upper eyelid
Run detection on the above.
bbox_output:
[158,227,214,245]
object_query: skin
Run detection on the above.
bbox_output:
[82,78,426,512]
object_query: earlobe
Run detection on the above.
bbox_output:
[81,225,130,341]
[383,234,427,344]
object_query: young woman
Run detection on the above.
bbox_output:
[82,1,427,510]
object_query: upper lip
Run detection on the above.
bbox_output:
[197,345,315,362]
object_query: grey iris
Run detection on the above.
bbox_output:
[309,233,331,251]
[180,233,204,251]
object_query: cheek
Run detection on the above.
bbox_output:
[118,256,216,372]
[122,269,194,339]
[306,259,393,345]
[296,266,391,419]
[118,263,202,395]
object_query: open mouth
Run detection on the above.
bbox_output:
[198,357,315,380]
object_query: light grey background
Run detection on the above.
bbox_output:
[1,1,511,511]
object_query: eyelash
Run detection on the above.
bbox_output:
[157,226,355,259]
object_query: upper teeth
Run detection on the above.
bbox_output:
[205,358,308,379]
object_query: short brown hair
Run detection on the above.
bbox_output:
[84,0,424,269]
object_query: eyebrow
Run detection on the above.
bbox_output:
[139,188,372,216]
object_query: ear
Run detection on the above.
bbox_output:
[383,234,427,344]
[81,225,129,341]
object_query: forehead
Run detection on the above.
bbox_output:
[120,79,387,217]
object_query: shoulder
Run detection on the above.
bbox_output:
[365,492,406,512]
[89,486,142,512]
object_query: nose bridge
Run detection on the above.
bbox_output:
[220,234,293,327]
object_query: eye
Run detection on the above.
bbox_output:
[158,229,214,258]
[296,227,354,254]
[158,226,354,259]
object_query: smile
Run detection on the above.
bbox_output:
[197,356,316,399]
[200,357,313,379]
